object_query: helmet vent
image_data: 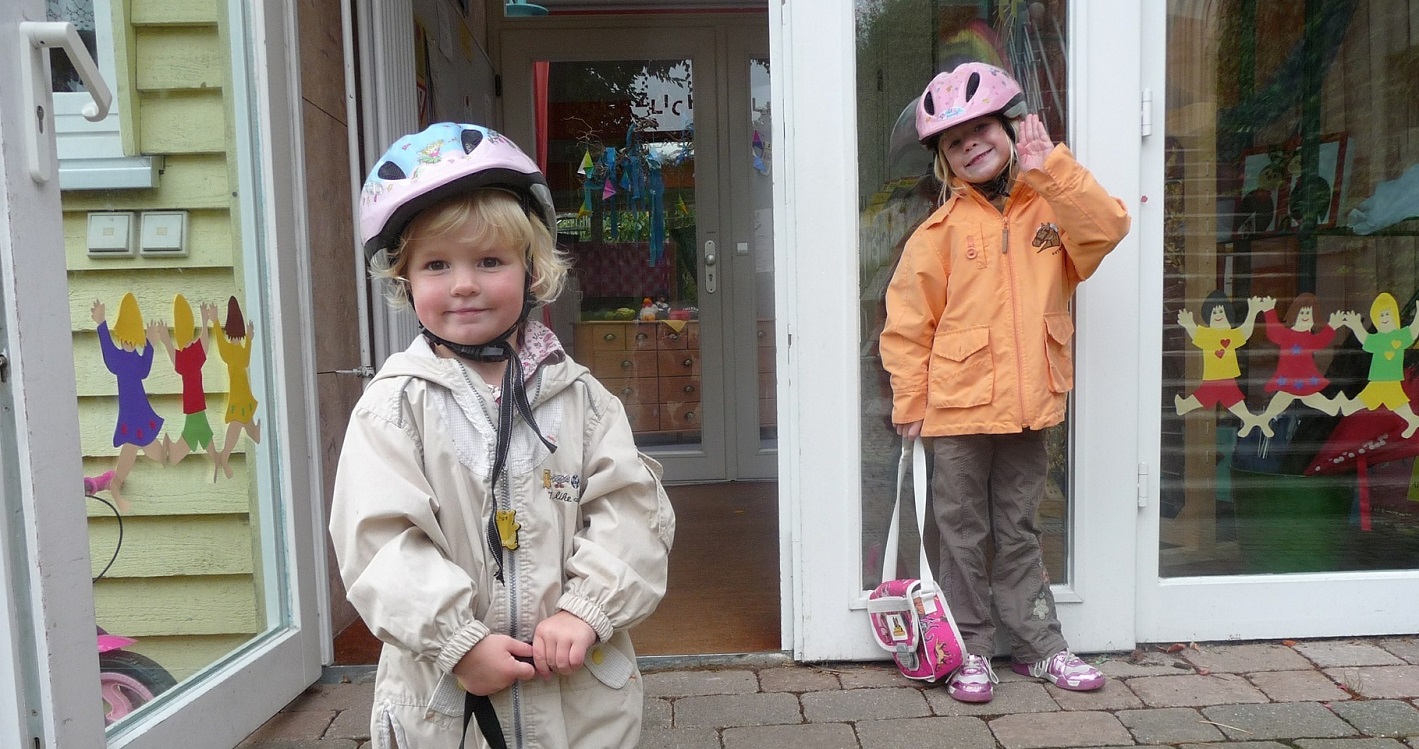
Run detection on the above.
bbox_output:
[965,72,981,101]
[923,92,936,116]
[461,128,484,154]
[377,161,406,180]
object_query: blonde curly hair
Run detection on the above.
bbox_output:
[369,189,569,309]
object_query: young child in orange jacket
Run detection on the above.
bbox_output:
[879,62,1131,703]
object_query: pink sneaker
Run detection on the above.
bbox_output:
[946,654,998,703]
[1011,650,1105,691]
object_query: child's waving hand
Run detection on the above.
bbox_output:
[1017,114,1054,173]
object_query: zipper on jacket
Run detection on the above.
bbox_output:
[1002,218,1029,422]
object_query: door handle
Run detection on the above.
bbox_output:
[19,21,113,183]
[704,241,717,294]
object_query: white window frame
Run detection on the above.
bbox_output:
[53,0,160,190]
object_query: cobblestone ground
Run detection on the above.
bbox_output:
[240,637,1419,749]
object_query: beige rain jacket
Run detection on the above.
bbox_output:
[880,145,1131,436]
[330,336,675,748]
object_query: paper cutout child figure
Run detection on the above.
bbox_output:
[1333,293,1419,439]
[150,295,220,469]
[212,296,261,479]
[1174,291,1270,437]
[92,294,167,511]
[1256,293,1343,425]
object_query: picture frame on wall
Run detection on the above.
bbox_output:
[1232,134,1348,239]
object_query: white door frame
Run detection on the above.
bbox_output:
[1133,0,1419,644]
[778,0,1144,661]
[0,3,324,746]
[1,7,106,746]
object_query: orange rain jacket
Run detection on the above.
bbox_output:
[880,145,1131,436]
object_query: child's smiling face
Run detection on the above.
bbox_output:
[405,216,526,349]
[938,115,1012,184]
[1293,306,1314,329]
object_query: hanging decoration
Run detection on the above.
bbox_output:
[752,130,769,175]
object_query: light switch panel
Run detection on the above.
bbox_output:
[86,212,137,256]
[140,211,188,256]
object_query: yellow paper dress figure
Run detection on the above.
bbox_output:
[212,296,262,479]
[1333,293,1419,439]
[1174,291,1270,437]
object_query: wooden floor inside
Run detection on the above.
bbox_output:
[333,481,781,663]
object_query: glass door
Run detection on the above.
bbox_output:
[1,2,323,746]
[502,24,732,482]
[1139,0,1419,641]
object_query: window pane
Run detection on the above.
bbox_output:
[47,0,99,92]
[856,0,1070,588]
[543,59,704,446]
[64,8,290,734]
[1162,0,1419,576]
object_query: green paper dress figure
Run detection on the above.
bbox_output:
[1334,292,1419,439]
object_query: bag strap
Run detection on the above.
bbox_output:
[879,436,933,585]
[460,692,508,749]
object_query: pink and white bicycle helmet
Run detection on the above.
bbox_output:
[915,62,1027,146]
[359,122,557,260]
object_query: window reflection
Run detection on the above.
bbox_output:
[856,0,1070,588]
[1162,0,1419,576]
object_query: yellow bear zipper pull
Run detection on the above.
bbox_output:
[496,510,521,550]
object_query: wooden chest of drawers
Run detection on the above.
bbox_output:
[573,321,701,433]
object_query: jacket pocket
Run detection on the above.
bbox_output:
[639,452,676,549]
[927,326,994,408]
[1043,312,1075,393]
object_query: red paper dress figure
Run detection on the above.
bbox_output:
[1256,293,1342,427]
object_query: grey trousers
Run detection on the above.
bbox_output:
[931,430,1068,663]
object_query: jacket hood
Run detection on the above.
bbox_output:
[371,334,589,403]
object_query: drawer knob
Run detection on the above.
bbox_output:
[620,359,633,369]
[603,333,617,341]
[685,411,697,421]
[682,357,693,367]
[683,384,695,394]
[667,333,679,341]
[621,387,633,396]
[757,330,766,339]
[636,333,649,341]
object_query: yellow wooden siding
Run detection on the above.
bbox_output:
[64,209,235,270]
[83,457,249,515]
[138,93,227,154]
[135,28,225,91]
[130,0,221,26]
[123,634,254,684]
[87,515,255,578]
[94,576,260,636]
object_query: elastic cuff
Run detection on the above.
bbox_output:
[435,619,491,674]
[556,592,614,642]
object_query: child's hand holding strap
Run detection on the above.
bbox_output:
[1017,114,1054,173]
[453,634,536,696]
[532,611,598,680]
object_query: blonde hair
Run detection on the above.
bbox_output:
[931,116,1020,203]
[172,294,195,349]
[112,293,145,350]
[1371,292,1400,325]
[370,189,569,310]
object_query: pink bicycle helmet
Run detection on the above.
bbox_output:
[915,62,1027,146]
[359,122,557,260]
